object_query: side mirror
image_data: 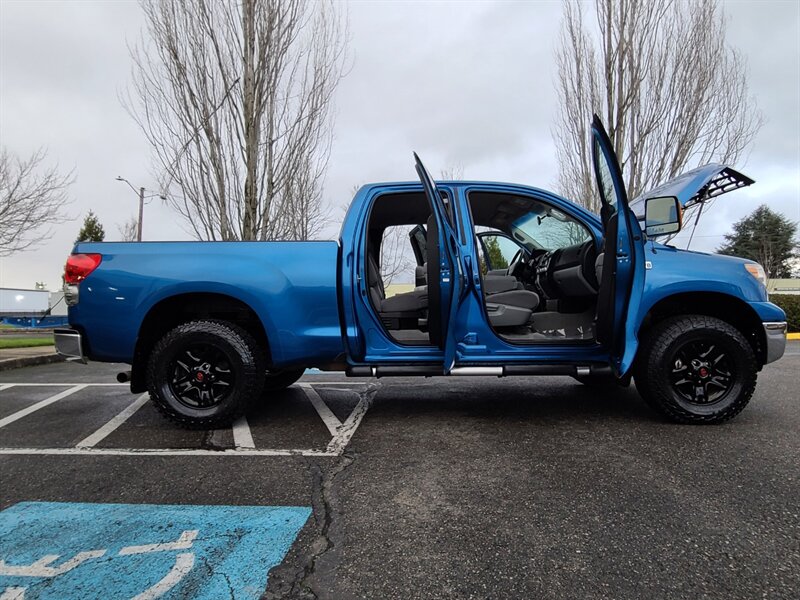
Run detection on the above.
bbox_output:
[645,196,682,237]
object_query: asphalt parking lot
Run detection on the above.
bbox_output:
[1,343,798,599]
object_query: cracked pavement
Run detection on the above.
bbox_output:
[2,344,800,599]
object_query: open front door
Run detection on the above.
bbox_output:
[590,116,644,373]
[414,153,462,371]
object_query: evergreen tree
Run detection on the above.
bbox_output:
[76,210,105,243]
[717,205,798,278]
[485,236,509,270]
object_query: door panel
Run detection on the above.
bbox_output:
[590,116,644,372]
[414,153,463,370]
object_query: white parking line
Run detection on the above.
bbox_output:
[303,381,368,386]
[299,383,342,437]
[0,385,87,429]
[76,393,150,449]
[0,383,127,387]
[0,384,14,392]
[0,382,367,387]
[231,416,256,449]
[327,387,375,454]
[0,380,376,457]
[0,447,335,457]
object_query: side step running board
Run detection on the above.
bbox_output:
[346,364,613,378]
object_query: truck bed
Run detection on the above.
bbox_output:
[68,241,344,367]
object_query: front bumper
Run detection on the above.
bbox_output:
[54,328,87,364]
[763,322,787,364]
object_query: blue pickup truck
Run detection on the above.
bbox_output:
[56,118,786,427]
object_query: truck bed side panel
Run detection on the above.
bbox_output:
[68,241,344,367]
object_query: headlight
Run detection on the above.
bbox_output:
[744,263,767,288]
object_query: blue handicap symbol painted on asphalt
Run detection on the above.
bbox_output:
[0,502,311,599]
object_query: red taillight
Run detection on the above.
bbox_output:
[64,253,102,284]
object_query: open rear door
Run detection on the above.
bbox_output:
[590,116,644,373]
[414,153,462,372]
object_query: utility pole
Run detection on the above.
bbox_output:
[116,177,164,242]
[137,186,145,242]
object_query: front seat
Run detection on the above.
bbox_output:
[368,254,428,329]
[484,289,540,327]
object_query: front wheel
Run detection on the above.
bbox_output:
[146,320,266,429]
[634,315,757,424]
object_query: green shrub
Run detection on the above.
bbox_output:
[770,294,800,332]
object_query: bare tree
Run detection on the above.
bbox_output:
[347,184,413,287]
[380,225,415,287]
[118,216,139,242]
[0,148,72,257]
[439,163,464,180]
[553,0,763,214]
[377,164,467,285]
[125,0,348,241]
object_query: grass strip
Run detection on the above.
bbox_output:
[0,338,54,349]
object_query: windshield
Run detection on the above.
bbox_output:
[511,207,591,251]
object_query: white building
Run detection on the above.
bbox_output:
[768,279,800,295]
[0,288,49,316]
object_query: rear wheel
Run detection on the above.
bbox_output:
[146,320,265,429]
[634,315,757,424]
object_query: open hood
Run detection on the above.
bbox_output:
[629,164,754,219]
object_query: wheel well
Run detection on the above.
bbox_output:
[130,293,269,392]
[638,292,766,367]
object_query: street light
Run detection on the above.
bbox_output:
[115,177,165,242]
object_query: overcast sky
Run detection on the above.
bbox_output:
[0,0,798,290]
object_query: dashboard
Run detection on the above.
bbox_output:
[525,240,599,301]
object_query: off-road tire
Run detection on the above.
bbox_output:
[146,319,266,429]
[264,368,305,392]
[634,315,757,424]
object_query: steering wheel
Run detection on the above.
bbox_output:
[507,249,525,278]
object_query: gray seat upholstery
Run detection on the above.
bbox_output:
[368,254,428,328]
[368,249,539,330]
[485,289,540,327]
[381,287,428,313]
[488,290,539,310]
[482,274,522,295]
[595,253,604,284]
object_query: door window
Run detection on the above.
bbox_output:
[478,234,520,272]
[593,135,618,213]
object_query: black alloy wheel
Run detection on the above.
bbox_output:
[168,343,236,409]
[668,340,735,406]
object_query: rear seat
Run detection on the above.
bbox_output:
[368,254,428,329]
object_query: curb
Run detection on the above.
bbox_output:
[0,353,66,372]
[788,333,800,341]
